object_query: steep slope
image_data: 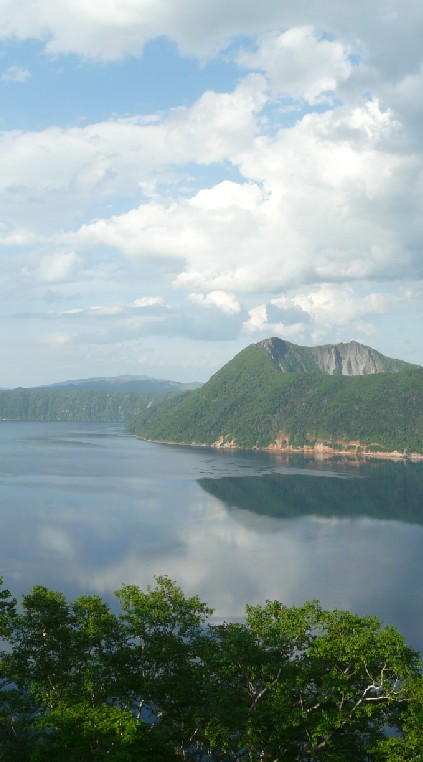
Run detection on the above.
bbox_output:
[128,340,423,455]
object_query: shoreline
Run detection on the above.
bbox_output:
[135,436,423,462]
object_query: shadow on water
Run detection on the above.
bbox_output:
[198,460,423,525]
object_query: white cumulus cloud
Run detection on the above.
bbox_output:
[188,291,241,314]
[237,27,352,102]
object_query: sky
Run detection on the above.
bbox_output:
[0,0,422,387]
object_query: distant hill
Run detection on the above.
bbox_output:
[0,375,201,422]
[36,375,201,393]
[127,339,423,456]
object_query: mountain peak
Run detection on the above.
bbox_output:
[255,337,419,375]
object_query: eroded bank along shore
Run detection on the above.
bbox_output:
[135,436,423,462]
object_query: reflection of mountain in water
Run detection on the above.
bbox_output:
[198,462,423,524]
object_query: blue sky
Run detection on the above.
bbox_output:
[0,1,422,386]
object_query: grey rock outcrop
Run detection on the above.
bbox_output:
[257,337,420,376]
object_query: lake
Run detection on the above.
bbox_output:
[1,420,423,652]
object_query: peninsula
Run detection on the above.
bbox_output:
[127,338,423,459]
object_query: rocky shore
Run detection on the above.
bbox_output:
[137,435,423,462]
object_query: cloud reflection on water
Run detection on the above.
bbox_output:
[0,422,422,652]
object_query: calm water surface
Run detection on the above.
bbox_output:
[1,421,423,651]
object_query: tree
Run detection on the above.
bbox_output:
[0,583,174,759]
[0,577,422,760]
[116,576,213,758]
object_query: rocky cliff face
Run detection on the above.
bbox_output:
[258,338,420,376]
[311,342,390,375]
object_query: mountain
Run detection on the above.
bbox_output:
[0,375,201,422]
[127,339,423,456]
[36,375,201,393]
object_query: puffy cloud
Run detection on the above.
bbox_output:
[0,59,420,301]
[289,285,395,327]
[4,69,421,366]
[0,0,422,78]
[237,27,352,103]
[0,75,265,234]
[241,284,413,348]
[71,181,267,268]
[134,296,166,308]
[188,291,241,314]
[1,0,423,379]
[0,73,402,245]
[64,94,421,298]
[243,303,307,341]
[190,180,263,211]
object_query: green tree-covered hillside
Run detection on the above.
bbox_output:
[0,388,179,422]
[128,343,423,454]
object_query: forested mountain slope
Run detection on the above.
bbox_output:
[128,340,423,455]
[0,389,178,422]
[0,376,199,421]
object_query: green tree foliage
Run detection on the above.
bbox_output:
[127,345,423,454]
[0,576,422,760]
[0,389,181,422]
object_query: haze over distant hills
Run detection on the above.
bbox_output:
[128,338,423,456]
[35,375,201,393]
